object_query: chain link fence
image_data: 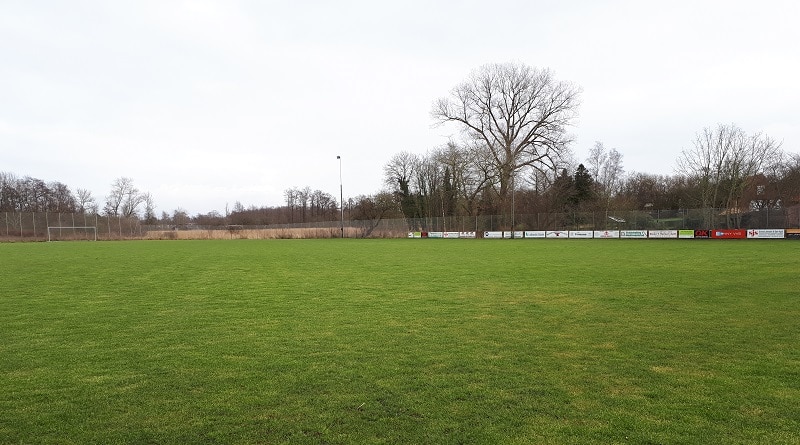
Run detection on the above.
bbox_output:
[2,213,145,241]
[394,207,798,233]
[4,207,798,241]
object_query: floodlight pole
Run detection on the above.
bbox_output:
[337,155,344,238]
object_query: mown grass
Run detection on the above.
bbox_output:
[1,239,798,444]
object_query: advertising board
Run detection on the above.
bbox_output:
[524,231,547,238]
[710,229,746,239]
[747,229,785,239]
[593,230,620,239]
[411,227,797,240]
[648,230,677,239]
[620,230,648,239]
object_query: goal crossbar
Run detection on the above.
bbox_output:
[47,226,97,242]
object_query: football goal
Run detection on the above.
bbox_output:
[47,226,98,242]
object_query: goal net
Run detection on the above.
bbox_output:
[47,226,97,241]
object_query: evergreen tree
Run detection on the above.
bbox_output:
[571,164,594,206]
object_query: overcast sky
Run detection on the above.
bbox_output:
[2,0,798,215]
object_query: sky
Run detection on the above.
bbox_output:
[2,0,798,215]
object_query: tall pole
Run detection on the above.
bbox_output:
[337,155,344,238]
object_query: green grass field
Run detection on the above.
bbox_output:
[1,239,798,444]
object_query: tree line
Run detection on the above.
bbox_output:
[381,130,800,229]
[3,62,799,230]
[0,174,157,221]
[375,62,799,229]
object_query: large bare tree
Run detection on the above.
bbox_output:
[432,62,581,213]
[677,124,782,227]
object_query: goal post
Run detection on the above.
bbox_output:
[47,226,98,242]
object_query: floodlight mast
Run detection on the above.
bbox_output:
[337,155,344,238]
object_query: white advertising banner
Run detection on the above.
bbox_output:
[568,230,594,238]
[648,230,677,239]
[593,230,620,239]
[503,231,524,239]
[443,232,460,238]
[620,230,648,239]
[459,231,477,239]
[484,231,504,239]
[524,231,547,238]
[747,229,785,239]
[427,231,444,238]
[545,230,569,238]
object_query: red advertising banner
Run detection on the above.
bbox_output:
[710,229,747,239]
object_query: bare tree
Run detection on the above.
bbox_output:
[122,187,146,218]
[2,173,78,213]
[0,171,20,211]
[677,124,782,227]
[351,192,400,237]
[309,189,337,219]
[413,152,444,220]
[17,177,51,212]
[142,192,157,224]
[297,186,311,222]
[678,124,780,228]
[383,151,420,220]
[776,153,800,208]
[433,62,581,215]
[284,188,297,223]
[722,131,782,226]
[433,141,493,217]
[587,141,625,223]
[105,177,147,217]
[383,151,418,191]
[47,181,77,213]
[172,208,190,227]
[76,188,97,214]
